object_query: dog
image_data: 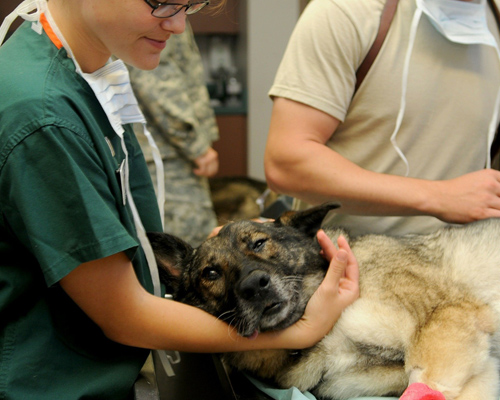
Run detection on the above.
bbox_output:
[209,176,278,224]
[148,203,500,400]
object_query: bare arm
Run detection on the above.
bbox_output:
[59,234,358,353]
[265,97,500,224]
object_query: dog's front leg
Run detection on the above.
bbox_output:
[406,301,498,400]
[278,326,408,400]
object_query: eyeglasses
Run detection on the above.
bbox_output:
[143,0,210,18]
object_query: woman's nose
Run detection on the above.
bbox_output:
[160,13,187,34]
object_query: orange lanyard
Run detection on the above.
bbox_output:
[39,12,62,49]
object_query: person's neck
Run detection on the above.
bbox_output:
[47,0,110,72]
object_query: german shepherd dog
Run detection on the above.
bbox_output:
[148,203,500,400]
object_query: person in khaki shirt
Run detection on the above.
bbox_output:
[266,0,500,237]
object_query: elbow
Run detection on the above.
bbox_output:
[265,169,286,195]
[93,308,150,349]
[264,156,293,195]
[101,323,150,349]
[100,323,135,347]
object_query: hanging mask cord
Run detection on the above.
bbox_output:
[390,6,423,177]
[141,124,165,229]
[120,126,178,378]
[119,140,162,297]
[488,0,500,168]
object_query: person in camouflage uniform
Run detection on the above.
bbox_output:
[130,22,219,247]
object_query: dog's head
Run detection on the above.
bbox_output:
[148,202,340,338]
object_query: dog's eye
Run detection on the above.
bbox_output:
[251,238,267,251]
[202,267,221,281]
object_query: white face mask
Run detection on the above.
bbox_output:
[83,60,145,130]
[417,0,498,46]
[389,0,500,176]
[81,59,165,216]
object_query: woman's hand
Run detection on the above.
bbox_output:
[272,230,359,349]
[316,230,360,313]
[60,232,359,353]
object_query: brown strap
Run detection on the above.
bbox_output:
[354,0,400,93]
[488,0,500,28]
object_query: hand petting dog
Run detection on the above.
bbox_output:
[273,230,359,349]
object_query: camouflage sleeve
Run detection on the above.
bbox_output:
[129,23,219,161]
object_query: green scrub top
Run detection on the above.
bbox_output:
[0,22,163,399]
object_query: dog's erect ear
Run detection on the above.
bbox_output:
[147,232,194,290]
[275,202,340,237]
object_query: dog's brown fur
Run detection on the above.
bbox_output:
[209,176,278,224]
[149,203,500,400]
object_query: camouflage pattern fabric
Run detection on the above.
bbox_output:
[130,23,219,247]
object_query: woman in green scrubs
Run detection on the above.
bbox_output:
[0,0,359,398]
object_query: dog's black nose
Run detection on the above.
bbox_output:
[238,270,270,301]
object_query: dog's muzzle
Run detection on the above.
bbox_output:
[238,269,271,301]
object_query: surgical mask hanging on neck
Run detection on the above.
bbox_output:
[79,60,166,222]
[41,8,165,223]
[390,0,500,176]
[417,0,498,46]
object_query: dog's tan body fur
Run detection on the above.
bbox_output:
[150,203,500,400]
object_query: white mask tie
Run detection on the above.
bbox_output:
[0,0,43,46]
[389,6,423,177]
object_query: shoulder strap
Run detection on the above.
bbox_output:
[488,0,500,27]
[354,0,400,94]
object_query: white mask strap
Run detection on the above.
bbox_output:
[122,138,180,377]
[124,165,162,297]
[142,124,165,228]
[0,0,42,47]
[390,6,423,177]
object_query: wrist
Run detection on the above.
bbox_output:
[412,179,442,217]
